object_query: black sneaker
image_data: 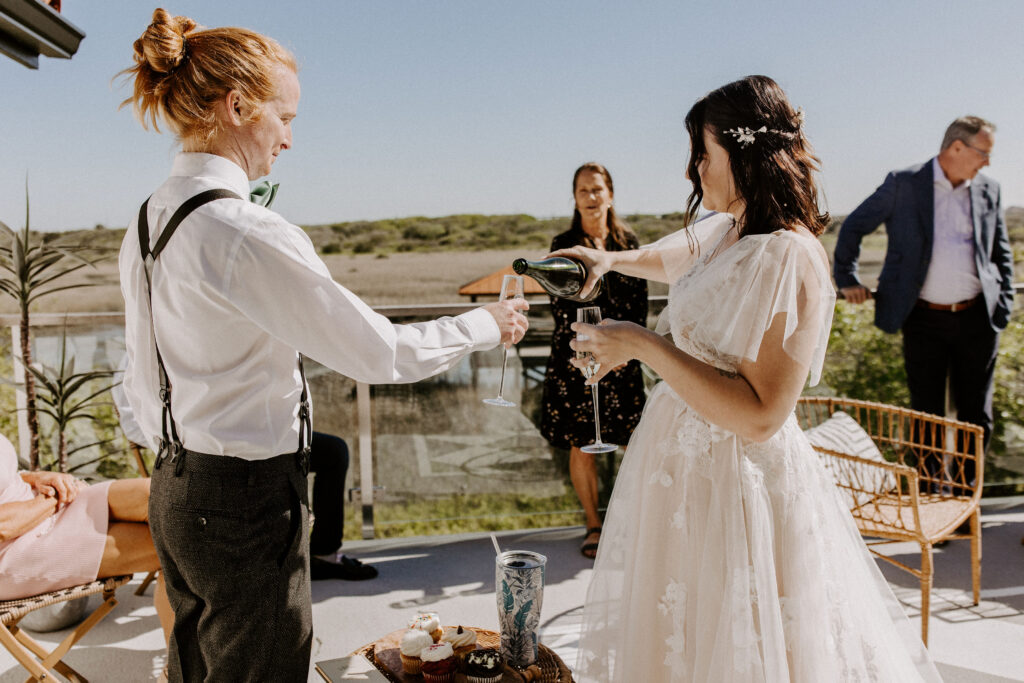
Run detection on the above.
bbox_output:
[310,555,379,581]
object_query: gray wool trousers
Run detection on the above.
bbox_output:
[149,449,312,682]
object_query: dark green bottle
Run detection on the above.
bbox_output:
[512,257,603,302]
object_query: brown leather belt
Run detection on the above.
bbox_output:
[916,295,981,312]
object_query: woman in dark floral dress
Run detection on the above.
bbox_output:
[541,162,648,558]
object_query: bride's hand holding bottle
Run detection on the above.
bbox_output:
[546,245,612,299]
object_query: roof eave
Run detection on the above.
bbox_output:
[0,0,85,69]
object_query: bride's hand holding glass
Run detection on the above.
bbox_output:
[573,307,619,454]
[570,318,642,384]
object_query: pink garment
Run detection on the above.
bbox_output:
[0,435,112,600]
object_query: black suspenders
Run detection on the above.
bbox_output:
[137,190,311,472]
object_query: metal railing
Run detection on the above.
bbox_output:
[3,284,1021,538]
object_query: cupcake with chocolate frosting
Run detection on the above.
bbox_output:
[464,648,503,683]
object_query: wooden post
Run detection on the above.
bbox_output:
[357,381,375,539]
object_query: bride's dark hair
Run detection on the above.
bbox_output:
[684,75,829,236]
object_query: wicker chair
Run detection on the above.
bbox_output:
[0,574,133,682]
[795,396,984,646]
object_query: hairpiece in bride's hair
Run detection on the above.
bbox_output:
[724,125,768,148]
[723,107,806,149]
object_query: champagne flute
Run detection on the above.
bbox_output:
[483,274,525,407]
[577,306,618,453]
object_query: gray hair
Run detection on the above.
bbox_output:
[941,116,996,151]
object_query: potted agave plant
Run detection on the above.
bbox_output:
[0,185,112,631]
[0,181,107,471]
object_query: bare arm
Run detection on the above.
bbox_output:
[547,245,677,297]
[572,312,810,442]
[548,215,731,296]
[0,494,59,543]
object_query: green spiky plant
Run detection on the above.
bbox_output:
[0,182,108,469]
[22,325,117,473]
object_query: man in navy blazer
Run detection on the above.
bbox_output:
[834,116,1013,485]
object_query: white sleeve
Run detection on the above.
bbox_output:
[111,358,148,446]
[640,212,735,283]
[224,216,501,384]
[119,235,162,453]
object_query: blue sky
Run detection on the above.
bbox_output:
[2,0,1022,231]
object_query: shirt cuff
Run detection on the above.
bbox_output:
[457,306,502,348]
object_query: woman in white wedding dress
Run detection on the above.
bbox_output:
[556,76,941,682]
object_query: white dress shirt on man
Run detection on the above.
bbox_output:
[917,157,982,305]
[120,153,500,459]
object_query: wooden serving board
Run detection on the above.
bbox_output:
[368,627,536,683]
[372,626,495,679]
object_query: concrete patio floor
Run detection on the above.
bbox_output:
[3,498,1023,682]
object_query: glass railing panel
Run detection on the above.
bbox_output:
[815,296,1024,496]
[3,288,1022,542]
[1,319,130,475]
[324,343,595,541]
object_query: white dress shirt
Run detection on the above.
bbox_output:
[918,157,982,304]
[120,153,500,459]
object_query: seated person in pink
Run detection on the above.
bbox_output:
[0,434,171,645]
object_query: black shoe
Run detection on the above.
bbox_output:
[310,555,379,581]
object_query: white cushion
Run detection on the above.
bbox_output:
[804,411,898,502]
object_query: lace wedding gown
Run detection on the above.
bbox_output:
[576,217,940,682]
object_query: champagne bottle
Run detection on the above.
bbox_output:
[512,257,603,302]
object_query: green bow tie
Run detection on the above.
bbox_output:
[250,181,279,209]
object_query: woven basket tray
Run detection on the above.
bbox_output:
[356,627,573,683]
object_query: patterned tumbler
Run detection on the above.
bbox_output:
[495,550,547,668]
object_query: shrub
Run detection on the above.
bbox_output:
[819,300,910,407]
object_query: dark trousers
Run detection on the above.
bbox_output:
[308,431,349,556]
[150,450,312,683]
[902,303,999,488]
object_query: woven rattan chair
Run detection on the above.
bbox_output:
[795,396,984,645]
[0,574,132,682]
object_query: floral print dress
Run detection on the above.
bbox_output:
[540,229,648,450]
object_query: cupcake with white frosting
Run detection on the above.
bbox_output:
[441,625,477,658]
[399,629,434,675]
[420,642,456,683]
[408,612,443,643]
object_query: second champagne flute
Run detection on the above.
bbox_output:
[576,306,618,454]
[483,274,525,407]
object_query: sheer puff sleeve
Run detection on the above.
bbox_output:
[640,211,735,283]
[670,230,835,387]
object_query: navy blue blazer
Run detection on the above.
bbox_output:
[833,160,1014,334]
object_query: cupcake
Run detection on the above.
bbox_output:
[408,612,443,643]
[420,642,456,683]
[441,625,477,658]
[464,648,504,683]
[399,629,434,675]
